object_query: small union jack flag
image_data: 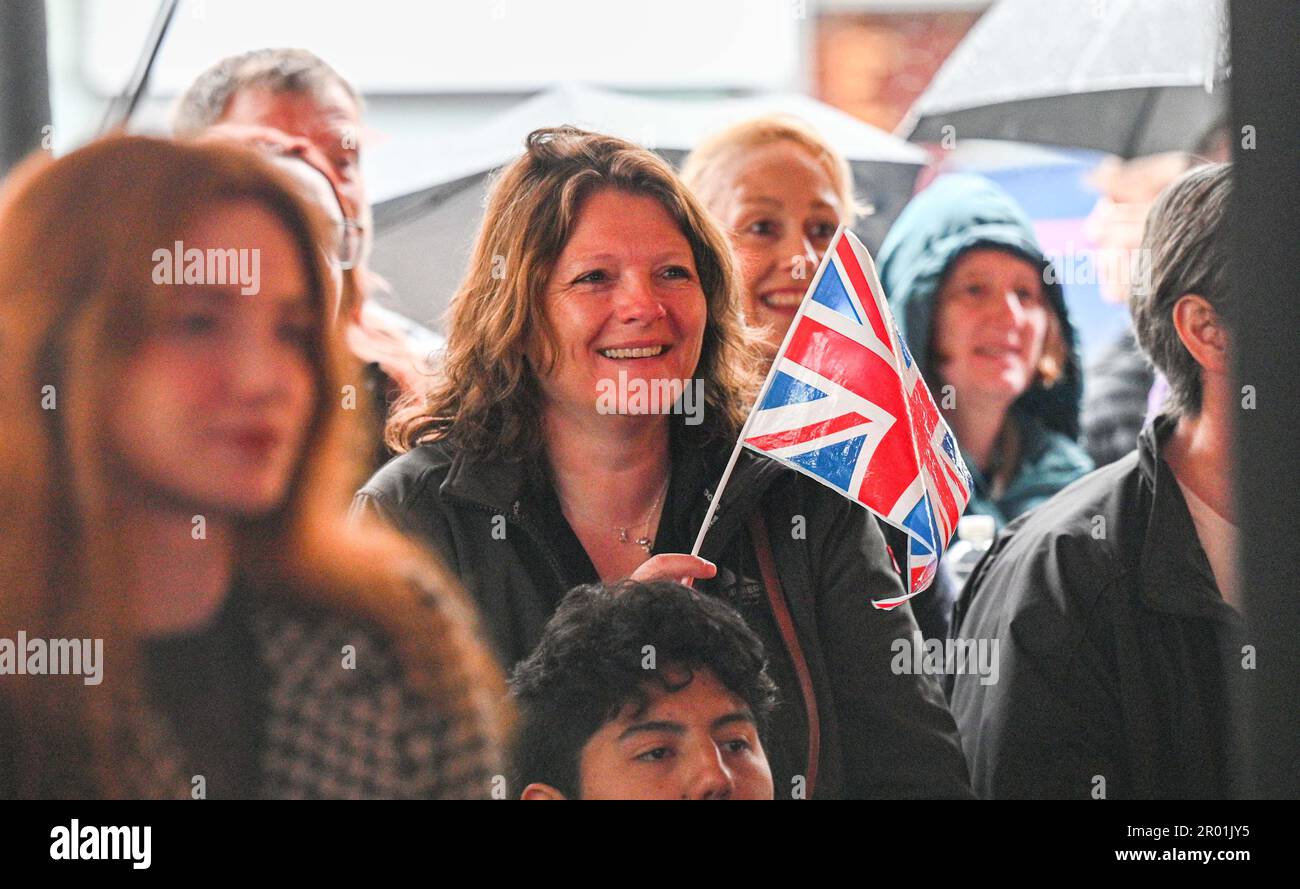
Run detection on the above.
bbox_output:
[743,227,972,607]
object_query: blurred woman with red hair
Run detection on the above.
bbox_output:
[0,135,506,799]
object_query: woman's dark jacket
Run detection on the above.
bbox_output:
[354,421,973,799]
[948,416,1248,799]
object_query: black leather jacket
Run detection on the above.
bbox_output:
[354,420,972,799]
[950,415,1249,798]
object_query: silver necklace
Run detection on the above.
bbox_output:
[618,476,669,553]
[562,474,669,554]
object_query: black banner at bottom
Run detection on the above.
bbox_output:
[1,799,1282,874]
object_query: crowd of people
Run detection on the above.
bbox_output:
[0,48,1241,800]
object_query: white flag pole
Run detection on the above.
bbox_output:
[687,225,849,559]
[688,405,756,558]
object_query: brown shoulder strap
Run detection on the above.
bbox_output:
[747,512,820,799]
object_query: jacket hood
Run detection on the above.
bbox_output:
[876,174,1083,440]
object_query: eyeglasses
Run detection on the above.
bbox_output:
[334,218,365,271]
[262,151,363,272]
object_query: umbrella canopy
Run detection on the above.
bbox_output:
[899,0,1229,158]
[369,83,928,330]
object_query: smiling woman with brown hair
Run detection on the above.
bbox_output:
[0,135,506,799]
[358,126,972,799]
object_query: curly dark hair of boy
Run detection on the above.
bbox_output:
[507,580,779,799]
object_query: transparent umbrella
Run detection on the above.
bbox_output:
[370,83,930,330]
[898,0,1230,158]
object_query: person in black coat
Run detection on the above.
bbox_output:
[949,163,1246,799]
[355,126,972,800]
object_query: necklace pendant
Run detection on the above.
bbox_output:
[617,528,629,543]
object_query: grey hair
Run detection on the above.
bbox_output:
[172,48,362,136]
[1130,162,1232,418]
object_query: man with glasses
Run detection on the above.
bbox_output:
[174,48,369,247]
[174,48,441,467]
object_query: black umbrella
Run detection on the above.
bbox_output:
[899,0,1230,158]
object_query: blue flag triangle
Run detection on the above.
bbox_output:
[787,433,868,493]
[902,497,937,554]
[760,370,828,411]
[810,265,863,324]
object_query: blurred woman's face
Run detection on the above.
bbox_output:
[537,188,708,423]
[110,200,318,515]
[706,140,843,355]
[931,248,1051,409]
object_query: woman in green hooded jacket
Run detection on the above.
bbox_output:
[877,175,1093,639]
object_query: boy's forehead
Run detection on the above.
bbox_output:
[612,666,746,726]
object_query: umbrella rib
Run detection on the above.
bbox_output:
[1122,87,1160,159]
